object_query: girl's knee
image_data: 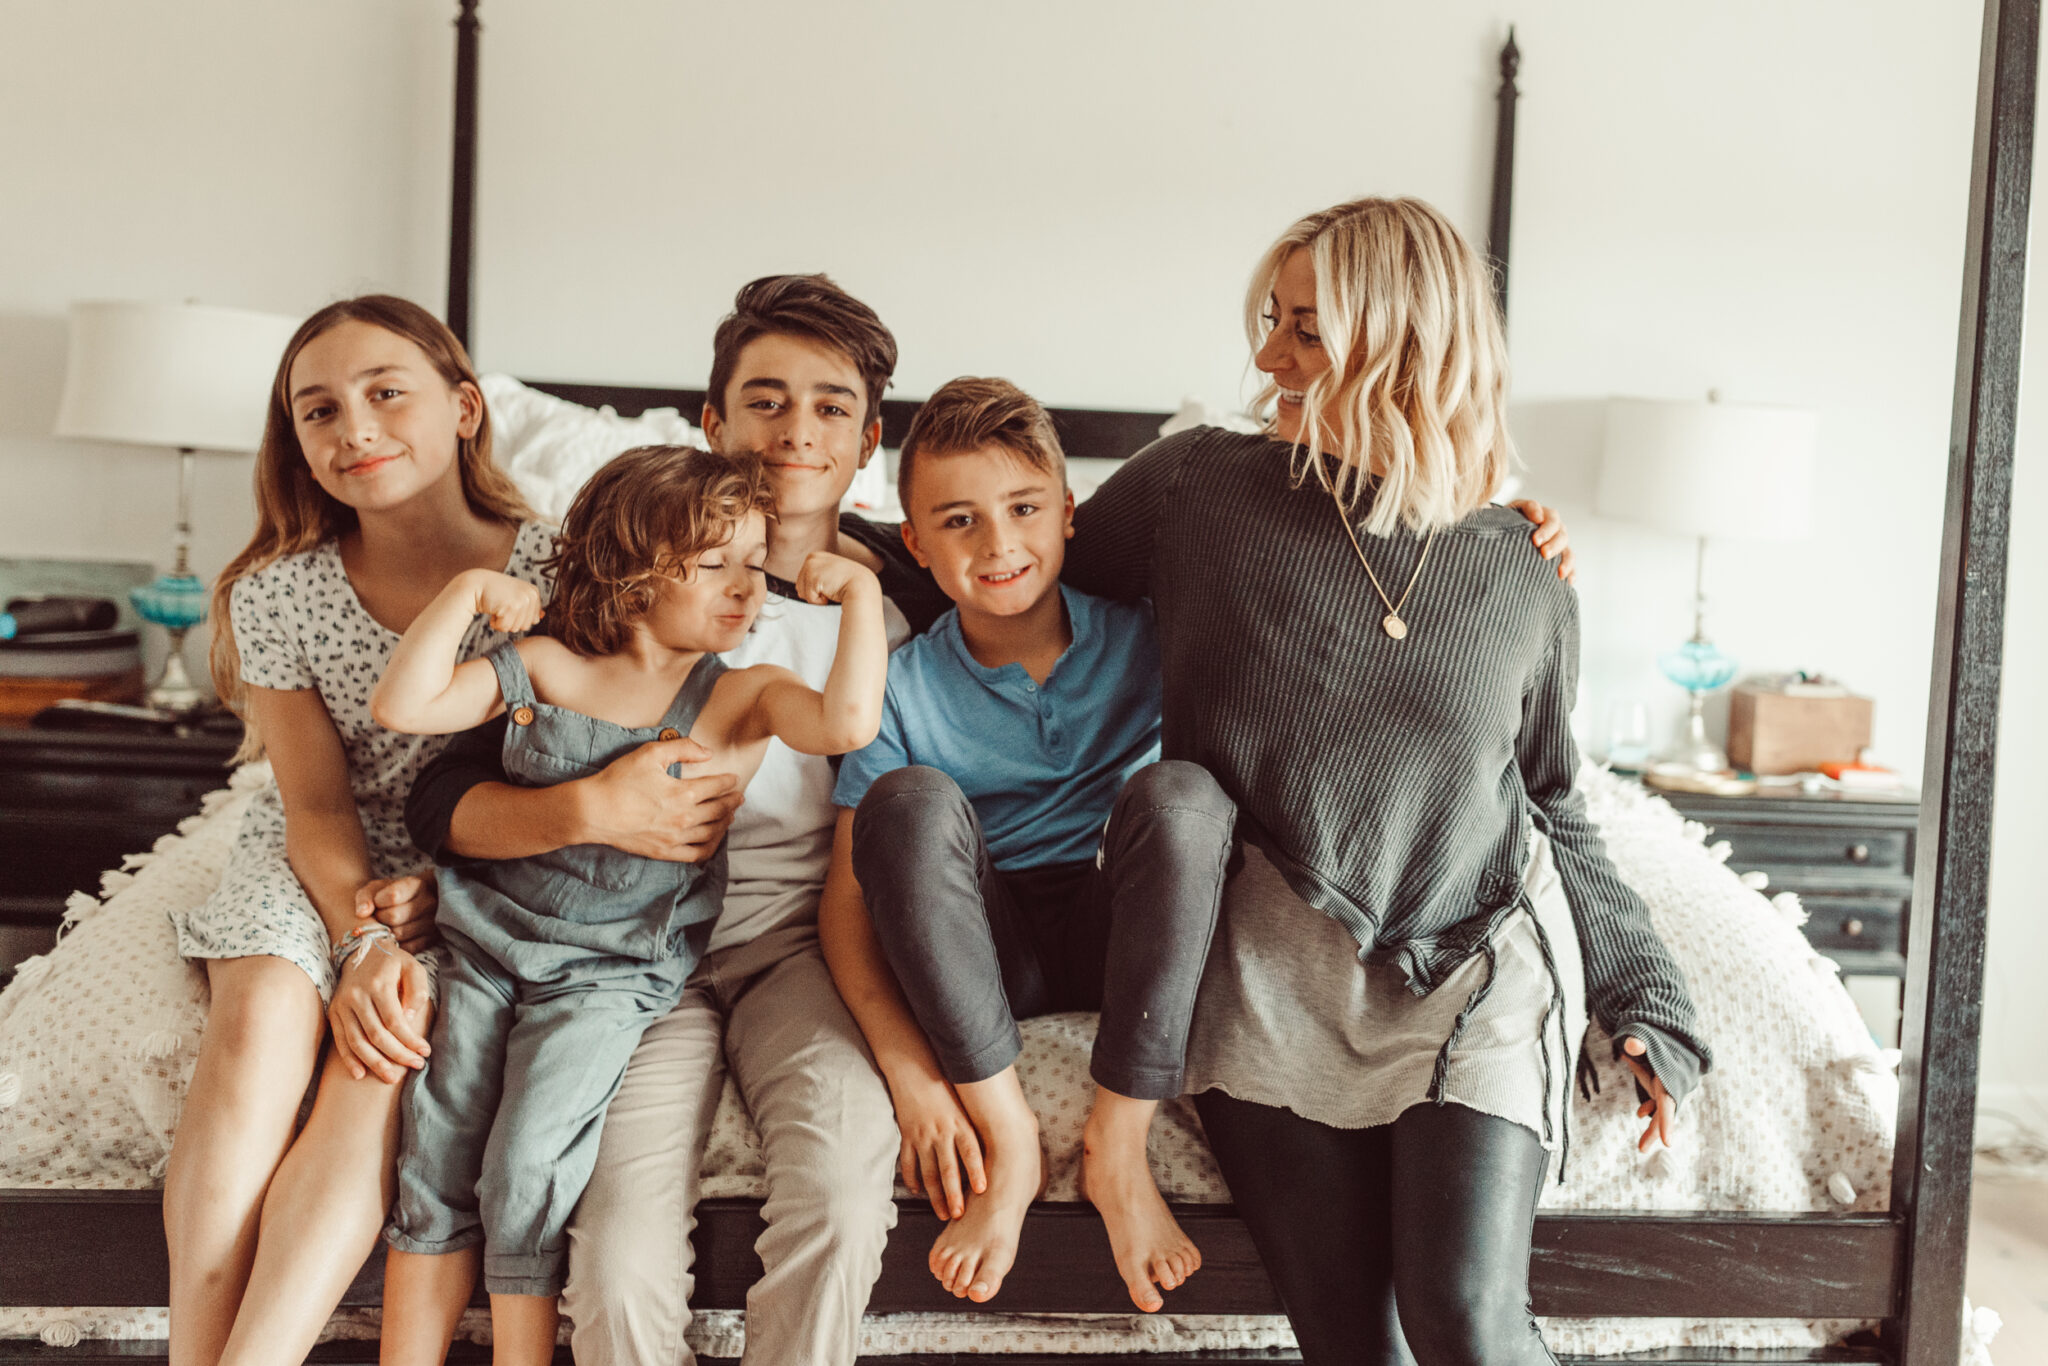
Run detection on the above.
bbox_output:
[203,957,324,1058]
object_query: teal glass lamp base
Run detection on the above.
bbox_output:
[131,574,209,714]
[1656,638,1739,774]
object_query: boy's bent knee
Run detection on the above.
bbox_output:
[852,766,973,849]
[1117,760,1236,828]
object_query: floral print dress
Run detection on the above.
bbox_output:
[170,521,556,1002]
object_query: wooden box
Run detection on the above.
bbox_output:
[1727,685,1873,774]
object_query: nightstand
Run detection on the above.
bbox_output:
[1641,781,1919,1040]
[0,723,240,955]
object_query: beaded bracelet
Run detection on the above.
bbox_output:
[332,922,400,973]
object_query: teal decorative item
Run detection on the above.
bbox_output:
[131,573,209,711]
[1658,631,1740,773]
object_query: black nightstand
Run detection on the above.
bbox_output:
[1640,782,1920,980]
[0,723,241,936]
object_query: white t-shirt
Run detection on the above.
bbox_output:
[708,588,912,953]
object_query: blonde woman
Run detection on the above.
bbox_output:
[164,297,553,1366]
[1063,198,1710,1365]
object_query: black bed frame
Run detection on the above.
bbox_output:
[1,6,2033,1364]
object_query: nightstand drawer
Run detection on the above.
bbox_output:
[1708,822,1910,877]
[1797,893,1908,953]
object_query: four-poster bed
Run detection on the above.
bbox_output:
[0,3,2031,1363]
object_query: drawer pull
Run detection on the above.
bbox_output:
[1847,843,1872,864]
[1843,918,1866,938]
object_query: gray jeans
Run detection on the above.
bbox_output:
[851,760,1235,1101]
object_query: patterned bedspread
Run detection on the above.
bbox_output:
[0,763,1900,1358]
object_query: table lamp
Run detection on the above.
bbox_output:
[1596,394,1817,774]
[54,300,302,712]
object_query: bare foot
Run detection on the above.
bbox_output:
[1080,1112,1201,1312]
[930,1085,1041,1303]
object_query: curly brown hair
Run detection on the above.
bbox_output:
[544,446,776,658]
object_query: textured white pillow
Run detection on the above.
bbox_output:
[482,375,706,522]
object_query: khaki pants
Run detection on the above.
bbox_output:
[561,922,900,1365]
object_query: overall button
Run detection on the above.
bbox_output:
[658,728,681,741]
[511,705,536,727]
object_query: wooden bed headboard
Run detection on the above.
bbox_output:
[518,381,1177,466]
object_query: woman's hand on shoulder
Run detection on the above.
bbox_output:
[354,872,439,953]
[793,550,881,607]
[888,1066,989,1221]
[329,937,434,1084]
[1620,1035,1676,1151]
[1507,499,1577,585]
[465,569,544,633]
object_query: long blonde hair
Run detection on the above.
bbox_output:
[209,295,532,757]
[1244,196,1515,536]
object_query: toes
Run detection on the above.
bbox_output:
[1127,1274,1164,1312]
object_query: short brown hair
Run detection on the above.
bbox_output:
[705,274,898,428]
[543,446,775,657]
[898,377,1066,513]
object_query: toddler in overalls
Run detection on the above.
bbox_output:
[367,446,891,1362]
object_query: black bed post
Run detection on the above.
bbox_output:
[1487,27,1520,323]
[1889,0,2037,1361]
[446,0,481,351]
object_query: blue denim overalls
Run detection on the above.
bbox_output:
[387,642,728,1296]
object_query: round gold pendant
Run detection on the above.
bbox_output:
[1383,614,1408,640]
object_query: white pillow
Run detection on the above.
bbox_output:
[482,375,707,522]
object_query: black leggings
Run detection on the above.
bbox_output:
[1194,1091,1557,1366]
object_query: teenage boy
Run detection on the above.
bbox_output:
[405,274,931,1366]
[823,377,1236,1314]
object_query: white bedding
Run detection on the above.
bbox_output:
[0,762,1899,1357]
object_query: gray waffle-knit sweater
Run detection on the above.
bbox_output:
[1064,426,1711,1103]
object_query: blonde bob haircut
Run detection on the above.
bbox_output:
[1244,196,1515,537]
[208,295,532,760]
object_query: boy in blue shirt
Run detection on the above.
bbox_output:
[825,377,1236,1315]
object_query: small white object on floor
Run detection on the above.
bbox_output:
[40,1321,82,1348]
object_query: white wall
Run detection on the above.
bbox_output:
[4,2,2041,1114]
[0,1,453,604]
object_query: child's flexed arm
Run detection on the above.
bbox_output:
[740,551,888,756]
[372,569,542,734]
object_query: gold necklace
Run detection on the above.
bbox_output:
[1331,481,1436,640]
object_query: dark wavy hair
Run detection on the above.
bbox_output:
[543,446,775,657]
[704,274,898,428]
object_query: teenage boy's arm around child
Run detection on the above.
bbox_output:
[818,809,987,1222]
[372,569,543,735]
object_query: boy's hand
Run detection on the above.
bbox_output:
[354,873,439,953]
[890,1069,988,1220]
[1621,1035,1676,1151]
[1507,499,1577,585]
[470,571,544,633]
[793,551,880,608]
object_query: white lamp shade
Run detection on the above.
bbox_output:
[1595,397,1817,542]
[54,301,303,454]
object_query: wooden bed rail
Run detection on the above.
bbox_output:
[0,1191,1898,1321]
